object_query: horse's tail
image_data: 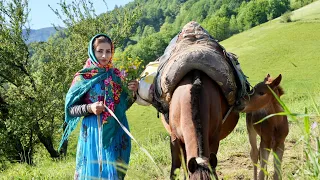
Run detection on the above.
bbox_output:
[190,70,204,156]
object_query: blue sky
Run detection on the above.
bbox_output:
[28,0,133,29]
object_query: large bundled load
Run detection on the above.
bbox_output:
[136,21,249,116]
[135,61,159,106]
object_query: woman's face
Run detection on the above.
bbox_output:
[94,42,112,66]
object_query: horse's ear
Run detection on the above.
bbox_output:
[264,74,271,83]
[188,157,198,173]
[270,74,282,88]
[209,153,218,169]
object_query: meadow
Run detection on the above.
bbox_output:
[1,1,320,179]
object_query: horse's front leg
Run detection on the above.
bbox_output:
[259,138,271,180]
[170,137,182,179]
[247,115,259,180]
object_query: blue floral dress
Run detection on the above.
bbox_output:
[74,81,131,180]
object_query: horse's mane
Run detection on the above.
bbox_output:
[277,86,284,97]
[190,166,211,179]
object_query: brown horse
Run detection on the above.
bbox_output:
[161,70,240,179]
[240,74,289,180]
[144,21,247,179]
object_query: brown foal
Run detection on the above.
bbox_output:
[241,74,289,180]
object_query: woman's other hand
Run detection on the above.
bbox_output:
[89,101,105,115]
[128,80,139,92]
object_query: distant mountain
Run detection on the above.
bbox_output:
[23,27,64,43]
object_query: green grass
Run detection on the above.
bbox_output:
[291,0,320,21]
[0,157,75,179]
[1,1,320,179]
[125,105,171,179]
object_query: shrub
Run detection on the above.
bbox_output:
[280,11,293,23]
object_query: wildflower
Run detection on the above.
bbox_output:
[83,72,92,79]
[91,69,98,76]
[121,70,128,79]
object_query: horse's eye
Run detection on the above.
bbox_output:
[258,91,265,96]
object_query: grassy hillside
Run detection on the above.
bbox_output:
[221,1,320,113]
[291,0,320,21]
[1,1,320,179]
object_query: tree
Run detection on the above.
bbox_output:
[268,0,290,20]
[236,0,270,31]
[229,15,239,34]
[0,0,140,168]
[203,15,230,41]
[0,0,37,165]
[121,32,172,65]
[142,25,156,38]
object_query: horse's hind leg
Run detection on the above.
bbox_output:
[246,114,259,180]
[273,142,285,180]
[170,137,183,179]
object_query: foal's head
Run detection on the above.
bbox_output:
[188,153,217,180]
[241,74,284,112]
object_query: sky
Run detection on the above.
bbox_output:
[28,0,133,29]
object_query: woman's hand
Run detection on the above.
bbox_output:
[128,80,139,92]
[89,101,105,115]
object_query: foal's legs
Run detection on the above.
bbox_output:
[259,138,271,180]
[246,115,259,180]
[170,138,182,179]
[273,142,285,180]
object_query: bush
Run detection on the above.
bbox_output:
[280,11,293,23]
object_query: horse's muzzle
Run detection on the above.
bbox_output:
[233,100,245,112]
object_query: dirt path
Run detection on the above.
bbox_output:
[216,140,300,180]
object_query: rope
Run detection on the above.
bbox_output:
[104,105,164,175]
[222,106,234,125]
[97,114,103,177]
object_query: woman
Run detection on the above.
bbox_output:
[60,33,138,179]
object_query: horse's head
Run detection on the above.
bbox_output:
[239,74,284,112]
[188,153,218,180]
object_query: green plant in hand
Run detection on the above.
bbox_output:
[113,56,144,99]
